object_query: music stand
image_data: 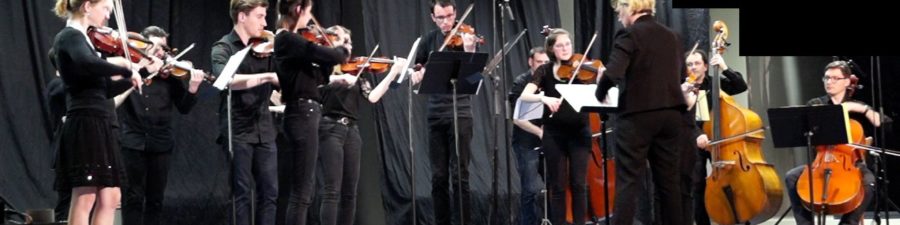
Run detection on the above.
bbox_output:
[418,51,487,225]
[768,104,852,225]
[557,84,619,225]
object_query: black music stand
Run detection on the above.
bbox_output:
[582,105,618,225]
[418,51,487,225]
[768,105,851,225]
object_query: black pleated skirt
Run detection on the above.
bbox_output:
[54,113,126,191]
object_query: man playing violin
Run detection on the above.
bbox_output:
[409,0,480,224]
[594,0,688,224]
[783,60,886,225]
[115,26,204,225]
[210,1,281,225]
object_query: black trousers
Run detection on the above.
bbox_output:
[284,101,322,225]
[692,150,712,225]
[121,148,171,225]
[231,140,279,225]
[612,109,684,225]
[785,164,875,225]
[317,117,362,225]
[543,125,591,225]
[428,117,473,225]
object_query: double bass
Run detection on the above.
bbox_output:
[565,113,616,223]
[703,20,784,225]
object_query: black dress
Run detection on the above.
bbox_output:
[50,26,133,190]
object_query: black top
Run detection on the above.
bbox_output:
[596,15,687,116]
[274,31,349,103]
[118,76,198,152]
[509,71,542,146]
[530,63,589,129]
[321,74,375,120]
[51,27,133,118]
[211,30,277,143]
[415,29,473,119]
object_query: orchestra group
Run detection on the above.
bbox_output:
[46,0,890,225]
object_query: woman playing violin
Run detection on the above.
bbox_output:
[316,25,409,225]
[518,28,592,225]
[783,60,886,225]
[49,0,145,225]
[273,1,351,225]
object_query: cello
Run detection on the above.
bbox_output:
[702,20,784,225]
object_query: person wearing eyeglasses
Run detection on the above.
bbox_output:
[782,60,888,225]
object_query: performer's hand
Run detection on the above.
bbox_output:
[710,54,729,71]
[388,58,409,80]
[412,68,425,85]
[144,56,164,74]
[131,70,144,93]
[541,96,562,112]
[462,33,477,53]
[697,134,710,149]
[188,70,205,94]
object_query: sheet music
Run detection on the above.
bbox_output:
[397,38,422,84]
[213,46,252,90]
[513,91,544,121]
[555,84,618,113]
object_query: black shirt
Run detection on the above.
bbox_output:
[509,71,542,146]
[118,76,198,152]
[51,26,133,118]
[530,63,589,129]
[211,30,277,143]
[274,31,349,103]
[320,74,375,120]
[414,29,473,119]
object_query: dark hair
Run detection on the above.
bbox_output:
[684,50,708,65]
[230,0,269,23]
[825,60,859,97]
[430,0,455,13]
[141,26,169,39]
[528,47,546,59]
[544,28,570,62]
[277,0,311,28]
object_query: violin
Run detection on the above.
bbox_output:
[248,31,275,58]
[158,60,215,83]
[340,57,395,74]
[87,26,153,63]
[443,23,485,49]
[556,54,603,83]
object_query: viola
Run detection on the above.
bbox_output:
[556,54,603,83]
[87,26,153,63]
[443,23,485,50]
[340,57,395,74]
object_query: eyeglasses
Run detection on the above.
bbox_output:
[432,13,456,22]
[822,76,848,83]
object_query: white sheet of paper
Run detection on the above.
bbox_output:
[213,46,252,90]
[555,84,618,113]
[397,38,422,84]
[513,91,544,121]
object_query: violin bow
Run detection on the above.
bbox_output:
[145,43,196,81]
[112,0,132,70]
[566,32,598,85]
[437,3,475,52]
[354,44,380,76]
[309,15,336,47]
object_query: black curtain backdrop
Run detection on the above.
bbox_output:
[1,1,760,225]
